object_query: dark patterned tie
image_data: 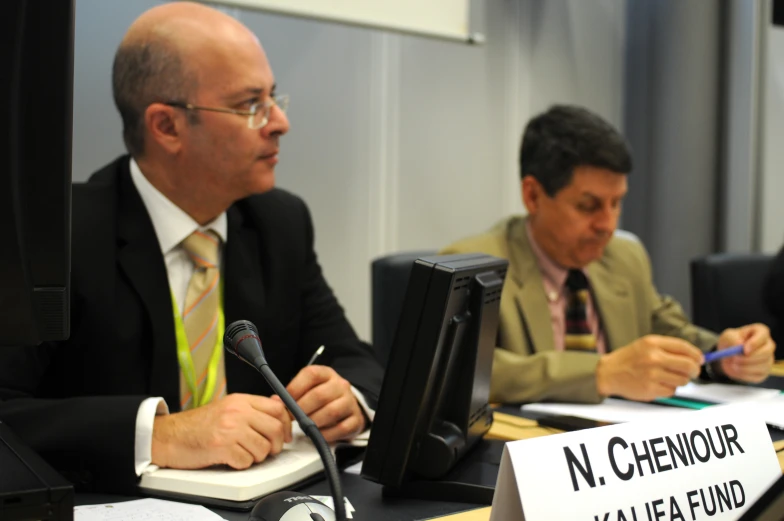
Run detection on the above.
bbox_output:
[564,269,597,351]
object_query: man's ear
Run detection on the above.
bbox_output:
[144,103,183,154]
[521,176,542,214]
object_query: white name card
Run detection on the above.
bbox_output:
[490,404,781,521]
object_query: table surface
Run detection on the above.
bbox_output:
[76,473,487,521]
[76,368,784,521]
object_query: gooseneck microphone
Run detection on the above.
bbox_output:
[224,320,346,521]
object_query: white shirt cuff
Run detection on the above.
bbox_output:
[134,397,169,476]
[350,385,375,424]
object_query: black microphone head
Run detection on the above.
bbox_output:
[224,320,266,367]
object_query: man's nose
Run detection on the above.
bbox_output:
[593,207,617,234]
[263,103,289,136]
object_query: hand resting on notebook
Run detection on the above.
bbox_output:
[150,365,365,471]
[151,393,293,471]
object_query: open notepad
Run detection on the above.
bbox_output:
[521,397,692,424]
[139,426,367,502]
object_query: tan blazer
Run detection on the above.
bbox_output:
[441,216,718,404]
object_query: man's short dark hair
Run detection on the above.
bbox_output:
[519,105,632,196]
[112,39,199,157]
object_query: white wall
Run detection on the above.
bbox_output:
[760,25,784,253]
[72,0,627,342]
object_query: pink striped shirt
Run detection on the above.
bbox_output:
[525,221,607,353]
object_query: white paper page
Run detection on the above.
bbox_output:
[675,381,781,404]
[293,422,369,448]
[308,496,355,519]
[74,498,225,521]
[521,397,691,423]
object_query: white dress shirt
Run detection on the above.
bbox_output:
[128,159,373,476]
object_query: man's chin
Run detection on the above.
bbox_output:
[247,169,276,194]
[577,246,606,266]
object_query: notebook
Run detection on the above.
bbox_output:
[139,427,366,505]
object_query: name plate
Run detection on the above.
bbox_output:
[490,404,780,521]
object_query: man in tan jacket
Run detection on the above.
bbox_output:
[442,105,775,404]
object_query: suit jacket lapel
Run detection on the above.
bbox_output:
[588,257,636,351]
[223,204,267,391]
[508,221,556,353]
[115,164,179,406]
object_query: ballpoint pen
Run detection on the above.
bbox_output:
[703,344,744,365]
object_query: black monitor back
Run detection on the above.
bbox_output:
[362,253,507,488]
[0,422,73,521]
[0,0,74,346]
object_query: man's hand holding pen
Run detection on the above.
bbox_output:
[716,324,776,383]
[271,345,367,442]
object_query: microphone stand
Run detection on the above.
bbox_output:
[248,354,347,521]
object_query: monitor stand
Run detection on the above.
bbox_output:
[380,438,505,505]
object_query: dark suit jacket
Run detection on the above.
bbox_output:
[764,244,784,358]
[0,156,384,494]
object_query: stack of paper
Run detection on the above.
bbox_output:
[75,498,226,521]
[521,398,690,424]
[674,382,781,403]
[521,383,784,430]
[675,382,784,429]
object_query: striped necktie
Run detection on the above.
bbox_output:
[179,230,227,410]
[564,269,597,351]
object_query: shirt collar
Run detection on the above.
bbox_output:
[525,217,589,290]
[129,158,227,255]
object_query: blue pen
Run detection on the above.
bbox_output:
[703,344,744,365]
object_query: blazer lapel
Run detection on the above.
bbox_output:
[588,258,636,351]
[223,204,267,392]
[115,165,179,406]
[508,221,556,353]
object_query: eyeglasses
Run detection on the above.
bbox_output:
[164,94,289,129]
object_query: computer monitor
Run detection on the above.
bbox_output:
[0,1,76,519]
[361,253,508,504]
[0,0,74,346]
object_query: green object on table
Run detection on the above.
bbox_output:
[654,397,713,410]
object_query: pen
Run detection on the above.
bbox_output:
[307,345,325,366]
[703,344,744,365]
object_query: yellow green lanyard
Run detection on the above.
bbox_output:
[170,287,225,408]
